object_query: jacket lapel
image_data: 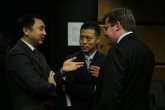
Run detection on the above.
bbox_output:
[91,51,100,66]
[17,40,45,74]
[75,52,90,82]
[78,51,99,82]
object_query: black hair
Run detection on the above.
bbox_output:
[81,21,100,37]
[16,13,45,37]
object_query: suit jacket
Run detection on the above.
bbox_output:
[93,33,155,110]
[6,40,64,110]
[66,50,106,110]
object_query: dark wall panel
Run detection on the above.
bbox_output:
[48,0,98,71]
[0,0,98,72]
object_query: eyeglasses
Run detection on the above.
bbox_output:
[103,27,108,32]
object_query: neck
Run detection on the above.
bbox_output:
[21,37,36,47]
[85,48,97,56]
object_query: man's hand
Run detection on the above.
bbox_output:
[48,71,56,86]
[89,66,100,78]
[61,57,84,74]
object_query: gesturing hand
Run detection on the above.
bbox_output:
[61,57,84,74]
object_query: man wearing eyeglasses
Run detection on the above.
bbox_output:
[93,8,155,110]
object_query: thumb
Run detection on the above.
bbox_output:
[68,56,77,62]
[49,71,54,77]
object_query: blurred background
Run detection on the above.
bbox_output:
[1,0,165,85]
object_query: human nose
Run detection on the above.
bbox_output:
[104,32,107,37]
[82,38,87,44]
[43,29,47,36]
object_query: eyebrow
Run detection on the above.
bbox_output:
[39,25,45,28]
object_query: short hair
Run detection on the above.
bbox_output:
[80,21,100,37]
[16,13,45,37]
[0,32,10,54]
[102,8,135,32]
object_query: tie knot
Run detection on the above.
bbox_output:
[87,57,91,61]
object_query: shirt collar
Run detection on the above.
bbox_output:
[117,32,133,43]
[84,49,97,60]
[21,39,35,51]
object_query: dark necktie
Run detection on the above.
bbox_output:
[33,49,40,61]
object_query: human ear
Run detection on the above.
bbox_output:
[96,36,100,44]
[23,27,29,36]
[115,21,121,31]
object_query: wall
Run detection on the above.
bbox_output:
[0,1,49,56]
[48,0,98,71]
[0,1,98,72]
[97,0,165,84]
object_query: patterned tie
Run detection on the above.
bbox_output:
[86,57,91,69]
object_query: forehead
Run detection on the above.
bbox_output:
[104,17,113,29]
[80,29,95,35]
[33,18,45,27]
[105,17,109,26]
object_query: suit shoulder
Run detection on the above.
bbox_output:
[66,51,82,59]
[97,51,106,58]
[7,44,25,55]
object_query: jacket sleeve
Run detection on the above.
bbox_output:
[54,70,65,87]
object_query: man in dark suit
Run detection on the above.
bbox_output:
[93,8,155,110]
[66,21,106,110]
[6,13,84,110]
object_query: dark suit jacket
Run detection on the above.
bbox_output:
[93,33,155,110]
[66,50,106,110]
[6,40,64,110]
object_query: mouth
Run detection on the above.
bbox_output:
[81,46,88,50]
[40,38,45,42]
[106,37,109,40]
[41,36,45,39]
[105,36,109,40]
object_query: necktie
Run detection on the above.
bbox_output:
[33,49,40,61]
[86,57,91,69]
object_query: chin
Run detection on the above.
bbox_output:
[39,41,43,44]
[107,40,112,46]
[108,43,113,46]
[82,50,88,53]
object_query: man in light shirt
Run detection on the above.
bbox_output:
[66,21,106,110]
